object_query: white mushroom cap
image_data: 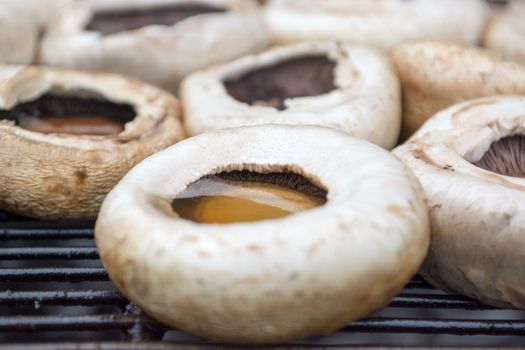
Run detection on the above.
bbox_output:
[0,3,40,64]
[0,0,79,64]
[181,41,401,149]
[263,0,488,49]
[390,40,525,139]
[484,0,525,66]
[0,64,186,219]
[394,96,525,309]
[95,124,430,343]
[3,0,76,26]
[39,0,269,92]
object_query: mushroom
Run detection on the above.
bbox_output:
[181,41,401,149]
[394,96,525,309]
[390,40,525,140]
[0,3,40,64]
[3,0,73,25]
[39,0,269,92]
[95,124,430,343]
[0,0,75,64]
[484,0,525,66]
[0,64,185,220]
[263,0,488,49]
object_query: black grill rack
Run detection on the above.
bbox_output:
[1,210,525,349]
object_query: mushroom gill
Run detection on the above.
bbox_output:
[86,4,225,36]
[172,170,327,224]
[0,93,136,135]
[224,56,336,110]
[473,135,525,178]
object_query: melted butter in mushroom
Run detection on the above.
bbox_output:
[172,171,327,223]
[0,94,136,135]
[473,135,525,178]
[224,56,336,110]
[86,4,225,36]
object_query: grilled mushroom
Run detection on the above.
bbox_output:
[391,40,525,140]
[484,0,525,66]
[0,0,76,64]
[263,0,488,49]
[394,96,525,309]
[181,41,401,149]
[39,0,269,92]
[0,3,40,64]
[0,65,185,220]
[95,125,430,344]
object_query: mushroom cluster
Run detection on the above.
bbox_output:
[1,0,525,345]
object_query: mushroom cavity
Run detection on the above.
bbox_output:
[0,93,136,135]
[473,135,525,178]
[224,56,336,110]
[172,170,327,223]
[86,4,226,36]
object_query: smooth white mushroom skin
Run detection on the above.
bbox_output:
[263,0,488,49]
[390,40,525,140]
[39,0,269,91]
[0,5,39,64]
[95,125,430,344]
[0,0,75,64]
[0,65,186,219]
[484,0,525,66]
[181,41,401,149]
[394,96,525,309]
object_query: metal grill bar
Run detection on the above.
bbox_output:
[0,268,108,282]
[344,318,525,335]
[0,227,93,240]
[0,344,453,350]
[390,294,493,310]
[0,247,98,260]
[0,290,488,310]
[0,290,124,306]
[0,315,135,332]
[0,316,523,335]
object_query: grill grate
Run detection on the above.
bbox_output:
[1,210,524,348]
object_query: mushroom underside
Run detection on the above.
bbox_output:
[0,93,136,135]
[172,170,327,224]
[473,135,525,178]
[86,4,226,36]
[224,56,336,110]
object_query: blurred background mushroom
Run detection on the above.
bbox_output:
[390,40,525,140]
[263,0,489,49]
[38,0,269,92]
[484,0,525,65]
